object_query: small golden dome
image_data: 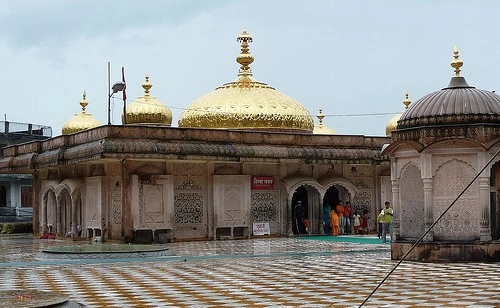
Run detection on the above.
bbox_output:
[386,91,411,137]
[62,91,101,135]
[313,109,336,134]
[178,28,314,132]
[123,74,172,126]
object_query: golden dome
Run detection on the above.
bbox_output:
[123,74,172,126]
[386,91,411,136]
[178,28,314,132]
[62,91,101,135]
[313,109,336,134]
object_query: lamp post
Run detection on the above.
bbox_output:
[107,82,125,125]
[107,62,126,125]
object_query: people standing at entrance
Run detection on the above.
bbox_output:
[303,218,310,235]
[323,202,332,234]
[361,209,369,235]
[335,201,345,234]
[382,201,394,243]
[353,211,361,234]
[294,201,305,235]
[377,210,384,238]
[343,201,352,234]
[330,208,339,236]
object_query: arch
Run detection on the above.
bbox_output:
[423,138,486,151]
[381,140,424,155]
[56,179,84,200]
[319,176,358,198]
[283,176,324,201]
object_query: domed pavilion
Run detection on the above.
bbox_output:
[382,47,500,261]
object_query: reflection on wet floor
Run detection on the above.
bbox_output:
[0,234,499,307]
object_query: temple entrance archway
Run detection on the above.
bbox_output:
[291,185,321,235]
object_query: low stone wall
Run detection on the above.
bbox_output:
[391,241,500,262]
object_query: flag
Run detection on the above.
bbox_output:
[121,67,127,101]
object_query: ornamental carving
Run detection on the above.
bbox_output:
[399,164,425,238]
[352,191,372,214]
[171,163,206,176]
[433,159,479,240]
[174,192,204,224]
[251,191,278,222]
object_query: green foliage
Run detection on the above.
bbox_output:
[0,223,33,234]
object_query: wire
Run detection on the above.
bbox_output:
[359,147,500,307]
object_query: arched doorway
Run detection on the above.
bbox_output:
[291,185,321,235]
[322,185,352,234]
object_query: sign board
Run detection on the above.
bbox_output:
[253,222,270,235]
[251,176,275,190]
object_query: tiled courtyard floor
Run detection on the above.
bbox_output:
[0,234,499,307]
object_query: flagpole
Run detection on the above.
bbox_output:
[122,67,127,125]
[107,62,111,125]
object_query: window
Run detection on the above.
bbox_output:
[21,186,33,208]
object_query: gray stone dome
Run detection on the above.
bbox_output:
[398,76,500,129]
[397,48,500,130]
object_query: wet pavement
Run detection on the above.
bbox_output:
[0,234,499,307]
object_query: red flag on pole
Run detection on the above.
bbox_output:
[121,67,127,101]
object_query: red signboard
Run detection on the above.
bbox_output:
[252,176,275,190]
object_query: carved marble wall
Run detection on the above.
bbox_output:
[109,176,122,239]
[433,159,479,240]
[213,175,251,228]
[399,164,425,239]
[251,191,278,222]
[174,176,207,238]
[85,177,103,230]
[131,175,174,231]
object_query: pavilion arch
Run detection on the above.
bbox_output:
[39,180,59,234]
[381,140,424,155]
[423,138,487,152]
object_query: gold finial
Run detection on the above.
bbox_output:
[80,90,88,113]
[236,28,254,75]
[451,46,463,77]
[403,90,411,109]
[317,108,325,127]
[142,73,152,97]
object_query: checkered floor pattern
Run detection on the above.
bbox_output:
[0,236,499,307]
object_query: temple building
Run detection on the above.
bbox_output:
[383,47,500,261]
[0,29,391,242]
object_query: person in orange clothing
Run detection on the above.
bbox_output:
[335,200,345,234]
[330,208,339,236]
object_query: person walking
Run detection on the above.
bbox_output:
[353,211,361,234]
[335,201,345,234]
[343,201,352,234]
[377,210,384,238]
[294,201,305,235]
[330,208,339,236]
[382,201,394,243]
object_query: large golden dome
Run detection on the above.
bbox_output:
[178,29,314,132]
[385,91,411,136]
[62,91,101,135]
[123,74,172,126]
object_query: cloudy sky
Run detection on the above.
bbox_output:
[1,0,499,136]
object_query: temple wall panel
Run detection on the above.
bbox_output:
[433,158,479,240]
[213,175,251,229]
[174,176,207,239]
[399,164,425,239]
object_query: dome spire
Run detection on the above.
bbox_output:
[451,46,463,77]
[403,90,411,109]
[80,90,88,113]
[317,108,325,127]
[142,73,152,97]
[236,28,254,76]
